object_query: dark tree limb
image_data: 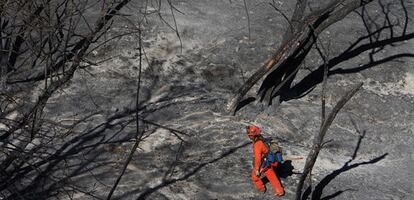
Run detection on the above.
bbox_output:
[269,1,293,33]
[106,26,142,200]
[226,27,312,114]
[295,82,363,200]
[6,2,48,73]
[0,0,133,172]
[243,0,251,39]
[226,0,374,115]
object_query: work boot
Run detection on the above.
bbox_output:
[275,190,285,197]
[257,187,266,193]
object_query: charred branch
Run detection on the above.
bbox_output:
[226,0,375,114]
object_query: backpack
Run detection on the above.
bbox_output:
[261,138,283,169]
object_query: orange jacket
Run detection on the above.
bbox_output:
[253,138,269,171]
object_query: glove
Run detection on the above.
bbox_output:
[255,169,260,177]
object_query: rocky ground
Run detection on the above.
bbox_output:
[21,0,414,199]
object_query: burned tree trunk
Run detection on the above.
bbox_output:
[295,83,363,200]
[226,0,374,114]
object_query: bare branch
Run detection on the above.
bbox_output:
[269,0,293,33]
[295,82,363,200]
[243,0,251,39]
[106,26,142,200]
[0,0,134,173]
[226,0,375,114]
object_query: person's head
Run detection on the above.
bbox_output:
[246,125,261,140]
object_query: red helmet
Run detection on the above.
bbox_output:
[246,125,261,137]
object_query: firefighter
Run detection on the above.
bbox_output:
[246,125,285,197]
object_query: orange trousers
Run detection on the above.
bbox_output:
[251,165,284,196]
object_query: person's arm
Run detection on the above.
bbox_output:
[253,140,264,176]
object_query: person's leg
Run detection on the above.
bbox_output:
[264,168,284,196]
[251,169,266,192]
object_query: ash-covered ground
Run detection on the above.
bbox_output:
[25,0,414,199]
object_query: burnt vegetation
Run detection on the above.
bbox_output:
[0,0,188,199]
[0,0,412,199]
[228,0,413,113]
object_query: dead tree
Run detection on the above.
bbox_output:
[1,0,133,159]
[0,0,135,199]
[295,82,362,200]
[226,0,376,114]
[0,0,190,199]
